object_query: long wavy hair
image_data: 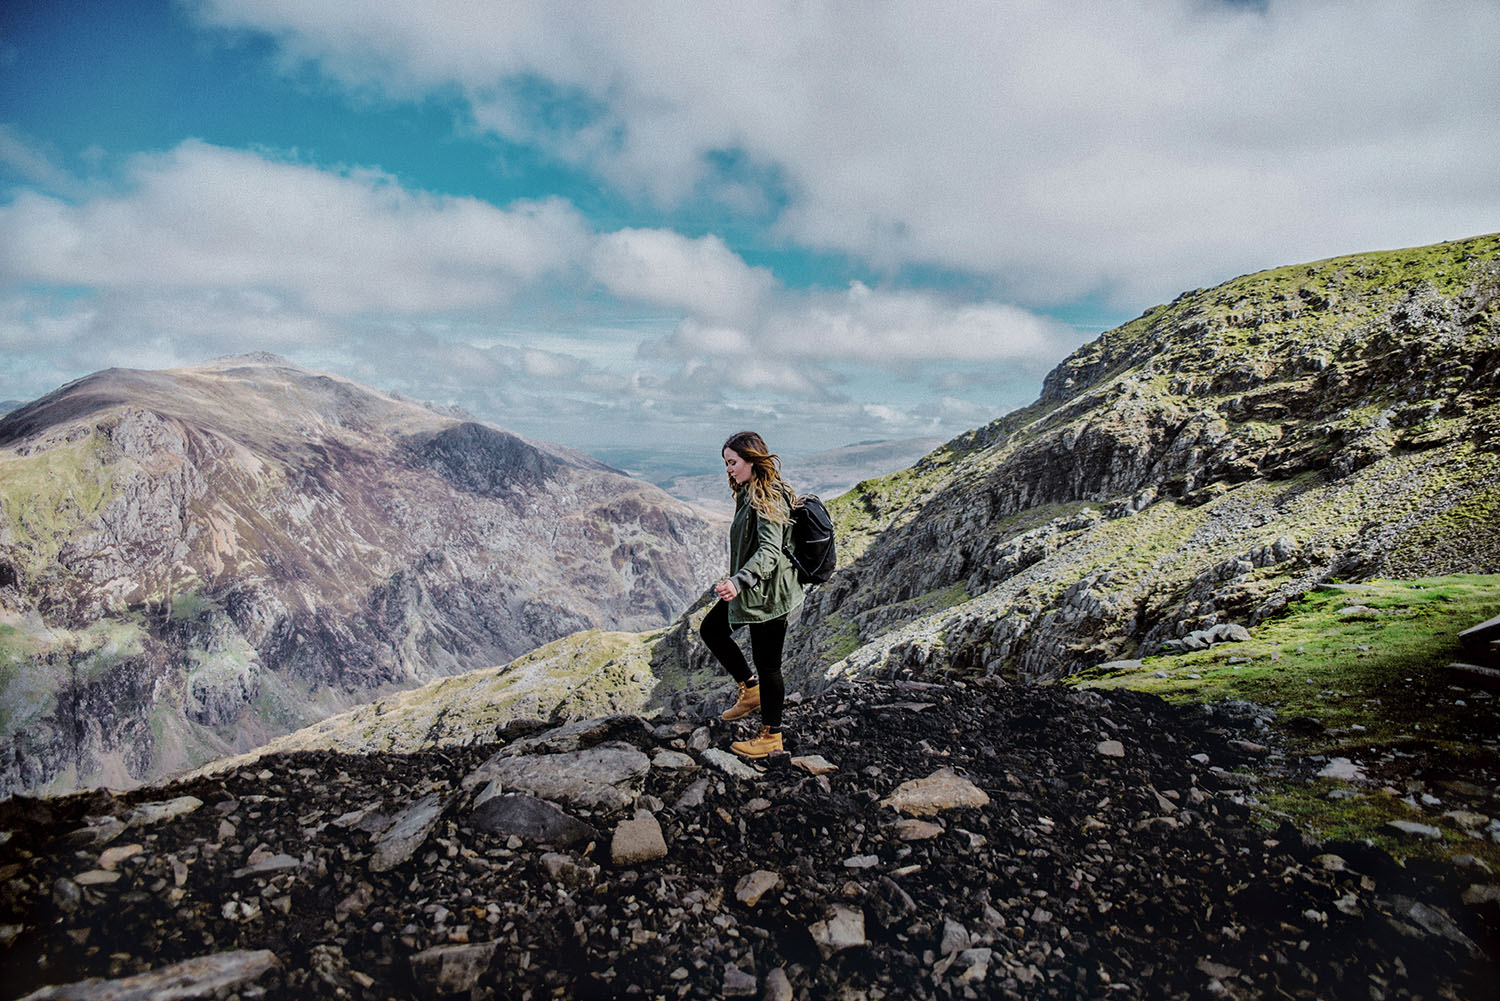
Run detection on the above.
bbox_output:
[722,431,793,525]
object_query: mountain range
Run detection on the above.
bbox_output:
[232,233,1500,760]
[0,356,725,796]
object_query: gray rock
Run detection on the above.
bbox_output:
[1096,740,1126,758]
[469,745,650,808]
[940,918,970,956]
[956,947,993,984]
[1462,884,1500,906]
[17,949,280,1000]
[496,715,652,758]
[1389,897,1481,956]
[1317,757,1365,781]
[409,940,499,996]
[126,796,203,827]
[809,904,867,958]
[762,967,794,1001]
[51,878,81,914]
[790,754,839,775]
[470,794,598,848]
[1385,820,1443,840]
[702,747,762,780]
[541,852,599,890]
[735,869,780,907]
[72,871,119,886]
[611,811,668,866]
[722,964,758,997]
[231,853,301,879]
[369,792,448,873]
[893,819,944,841]
[674,777,711,811]
[879,768,989,816]
[651,749,697,770]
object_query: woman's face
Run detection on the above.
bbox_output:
[723,447,754,485]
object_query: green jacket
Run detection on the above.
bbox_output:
[726,486,804,625]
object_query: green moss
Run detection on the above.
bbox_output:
[1073,574,1500,862]
[0,433,119,575]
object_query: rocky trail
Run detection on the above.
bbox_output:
[1,679,1495,1000]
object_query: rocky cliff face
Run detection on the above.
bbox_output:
[0,356,724,796]
[779,234,1500,692]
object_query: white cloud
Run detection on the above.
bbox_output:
[591,229,773,323]
[192,0,1500,305]
[0,141,591,315]
[656,281,1070,369]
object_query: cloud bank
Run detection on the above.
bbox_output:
[191,0,1500,304]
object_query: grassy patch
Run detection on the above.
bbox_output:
[1074,574,1500,862]
[0,434,118,575]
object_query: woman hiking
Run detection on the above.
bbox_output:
[700,431,803,758]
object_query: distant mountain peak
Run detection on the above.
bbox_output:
[202,351,296,368]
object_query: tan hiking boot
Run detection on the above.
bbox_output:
[720,682,761,721]
[731,725,783,759]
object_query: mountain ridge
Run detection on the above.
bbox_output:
[0,357,725,797]
[240,234,1500,768]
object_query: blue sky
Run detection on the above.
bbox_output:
[2,1,1497,470]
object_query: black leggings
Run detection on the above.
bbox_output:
[699,600,788,729]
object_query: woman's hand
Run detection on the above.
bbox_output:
[714,579,739,602]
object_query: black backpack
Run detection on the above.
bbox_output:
[785,494,837,585]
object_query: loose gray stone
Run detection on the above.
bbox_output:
[735,870,780,907]
[674,777,711,811]
[470,746,650,808]
[611,811,667,866]
[762,967,794,1001]
[1385,820,1443,840]
[809,904,867,958]
[541,852,599,890]
[72,871,120,886]
[1096,740,1126,759]
[1318,757,1365,781]
[879,768,989,816]
[369,792,448,873]
[1094,659,1144,673]
[17,949,280,1000]
[409,940,499,996]
[651,750,697,770]
[893,818,944,841]
[956,947,993,984]
[1389,897,1481,956]
[790,754,838,775]
[232,854,301,879]
[722,964,757,997]
[940,918,970,956]
[1462,884,1500,906]
[61,819,127,849]
[471,794,598,848]
[702,747,762,780]
[494,714,652,758]
[126,796,203,828]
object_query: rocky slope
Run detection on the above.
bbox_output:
[783,234,1500,692]
[2,677,1494,1001]
[0,355,723,797]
